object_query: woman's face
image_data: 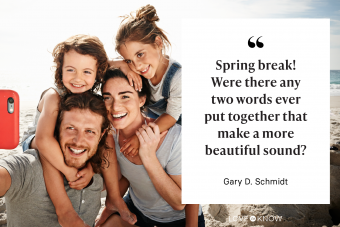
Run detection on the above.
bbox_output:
[102,77,145,129]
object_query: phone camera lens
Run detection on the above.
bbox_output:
[8,97,14,104]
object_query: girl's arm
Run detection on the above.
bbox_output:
[154,113,177,132]
[185,204,200,227]
[40,153,90,227]
[109,59,142,91]
[35,89,78,180]
[137,123,185,210]
[35,89,92,226]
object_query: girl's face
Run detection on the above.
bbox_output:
[102,77,146,130]
[62,50,97,93]
[119,39,162,80]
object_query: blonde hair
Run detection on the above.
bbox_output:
[115,5,171,55]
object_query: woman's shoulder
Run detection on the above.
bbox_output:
[165,123,181,142]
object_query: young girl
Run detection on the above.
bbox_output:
[103,5,202,226]
[21,34,136,226]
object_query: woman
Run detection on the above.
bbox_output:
[97,68,205,227]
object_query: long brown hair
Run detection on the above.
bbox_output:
[54,92,111,173]
[52,34,109,93]
[115,5,171,55]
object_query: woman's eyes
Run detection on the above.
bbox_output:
[137,53,144,58]
[84,70,92,74]
[125,60,132,64]
[103,95,129,101]
[66,69,74,72]
[103,96,112,101]
[67,127,74,130]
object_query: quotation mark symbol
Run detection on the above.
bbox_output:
[248,36,264,48]
[250,216,256,222]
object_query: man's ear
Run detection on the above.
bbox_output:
[99,129,107,142]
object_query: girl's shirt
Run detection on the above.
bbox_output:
[148,58,181,121]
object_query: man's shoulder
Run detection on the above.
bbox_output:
[0,149,43,200]
[0,149,41,169]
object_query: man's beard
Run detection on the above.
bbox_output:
[63,143,93,169]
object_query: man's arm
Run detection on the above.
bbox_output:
[0,166,11,197]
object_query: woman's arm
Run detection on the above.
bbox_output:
[101,135,136,225]
[185,204,199,227]
[95,174,132,227]
[137,122,185,211]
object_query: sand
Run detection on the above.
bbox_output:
[1,97,340,226]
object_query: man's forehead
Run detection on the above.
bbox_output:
[61,108,103,129]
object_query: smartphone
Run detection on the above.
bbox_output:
[0,90,19,149]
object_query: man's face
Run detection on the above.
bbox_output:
[59,108,104,169]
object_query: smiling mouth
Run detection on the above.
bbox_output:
[69,147,86,155]
[71,84,85,88]
[141,65,150,74]
[112,113,127,119]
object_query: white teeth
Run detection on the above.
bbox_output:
[69,147,85,154]
[113,113,127,118]
[72,84,84,87]
[142,66,149,72]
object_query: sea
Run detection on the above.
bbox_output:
[330,70,340,96]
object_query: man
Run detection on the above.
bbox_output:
[0,92,110,227]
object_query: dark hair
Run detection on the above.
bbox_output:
[52,34,109,93]
[54,92,111,173]
[115,5,171,55]
[101,68,151,112]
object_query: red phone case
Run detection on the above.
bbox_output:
[0,90,19,149]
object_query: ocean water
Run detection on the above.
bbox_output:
[331,70,340,96]
[0,74,53,109]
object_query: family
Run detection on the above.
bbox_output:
[0,4,205,227]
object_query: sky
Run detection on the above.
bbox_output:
[0,0,339,93]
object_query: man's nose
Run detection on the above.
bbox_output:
[73,131,85,144]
